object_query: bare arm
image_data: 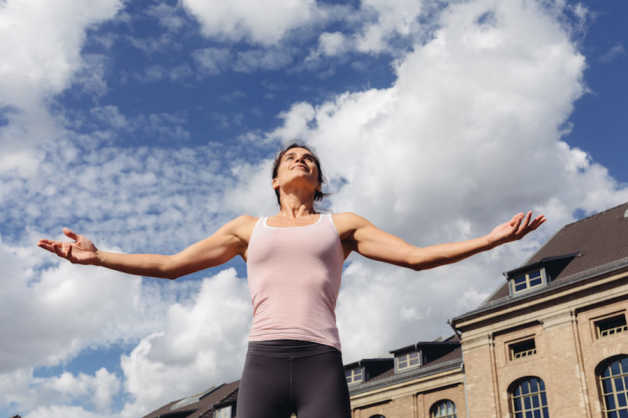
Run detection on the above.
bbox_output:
[37,216,256,280]
[336,211,546,271]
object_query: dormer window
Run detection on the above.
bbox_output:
[509,268,546,295]
[396,350,420,371]
[345,367,364,384]
[214,405,232,418]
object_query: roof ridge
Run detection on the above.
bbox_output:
[563,201,628,228]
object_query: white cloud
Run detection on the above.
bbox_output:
[355,0,426,53]
[229,0,628,360]
[318,32,350,57]
[193,47,233,75]
[0,0,122,177]
[181,0,325,45]
[120,269,251,417]
[600,42,625,63]
[147,3,186,32]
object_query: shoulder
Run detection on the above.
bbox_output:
[220,215,259,243]
[331,212,372,238]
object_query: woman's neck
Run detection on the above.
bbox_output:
[278,195,316,219]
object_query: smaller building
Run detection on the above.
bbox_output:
[346,335,465,418]
[142,381,238,418]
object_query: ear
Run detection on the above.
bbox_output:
[272,177,279,190]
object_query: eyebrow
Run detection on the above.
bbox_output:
[284,151,314,159]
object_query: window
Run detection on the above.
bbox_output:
[595,314,627,339]
[509,338,537,360]
[396,351,420,371]
[214,405,232,418]
[598,355,628,417]
[345,367,364,384]
[510,269,545,295]
[431,399,456,418]
[509,377,549,418]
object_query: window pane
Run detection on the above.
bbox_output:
[522,382,530,395]
[532,395,539,408]
[516,283,527,291]
[606,394,616,410]
[540,392,547,406]
[616,377,625,391]
[542,407,549,418]
[530,379,539,392]
[619,409,628,418]
[525,411,533,418]
[513,397,521,411]
[529,278,542,286]
[609,411,618,418]
[514,275,526,284]
[612,362,621,376]
[345,370,351,378]
[618,392,626,407]
[515,413,523,418]
[533,410,541,418]
[622,357,628,371]
[529,270,541,278]
[524,397,532,410]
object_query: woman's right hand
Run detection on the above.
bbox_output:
[38,228,99,265]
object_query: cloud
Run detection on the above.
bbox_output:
[181,0,325,45]
[600,43,625,63]
[226,0,628,359]
[193,47,233,75]
[120,269,251,417]
[354,0,427,54]
[0,0,122,177]
[146,3,186,32]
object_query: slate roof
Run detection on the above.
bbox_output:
[453,201,628,324]
[348,335,462,395]
[142,380,239,418]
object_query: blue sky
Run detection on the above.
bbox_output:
[1,0,627,417]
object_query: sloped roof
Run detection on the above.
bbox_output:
[142,380,239,418]
[348,335,462,395]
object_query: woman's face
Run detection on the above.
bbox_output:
[272,147,320,194]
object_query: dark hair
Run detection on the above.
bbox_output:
[272,143,325,206]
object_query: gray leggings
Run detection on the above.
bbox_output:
[236,340,352,418]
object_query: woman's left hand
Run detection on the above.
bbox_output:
[487,211,546,247]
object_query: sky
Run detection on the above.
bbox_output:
[1,0,627,416]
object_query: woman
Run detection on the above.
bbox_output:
[38,143,545,418]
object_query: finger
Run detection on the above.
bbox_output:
[38,241,57,253]
[511,213,524,231]
[517,211,532,234]
[63,227,79,242]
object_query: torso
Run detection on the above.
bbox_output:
[238,213,358,261]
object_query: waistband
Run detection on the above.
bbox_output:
[246,339,340,358]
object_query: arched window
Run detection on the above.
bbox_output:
[509,376,549,418]
[430,399,456,418]
[597,355,628,417]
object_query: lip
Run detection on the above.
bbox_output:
[292,164,308,171]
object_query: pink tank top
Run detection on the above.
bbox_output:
[246,214,344,351]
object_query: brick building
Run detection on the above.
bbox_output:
[143,202,628,418]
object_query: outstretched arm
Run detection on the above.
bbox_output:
[37,215,256,280]
[336,211,545,271]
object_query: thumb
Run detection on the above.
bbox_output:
[63,227,79,241]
